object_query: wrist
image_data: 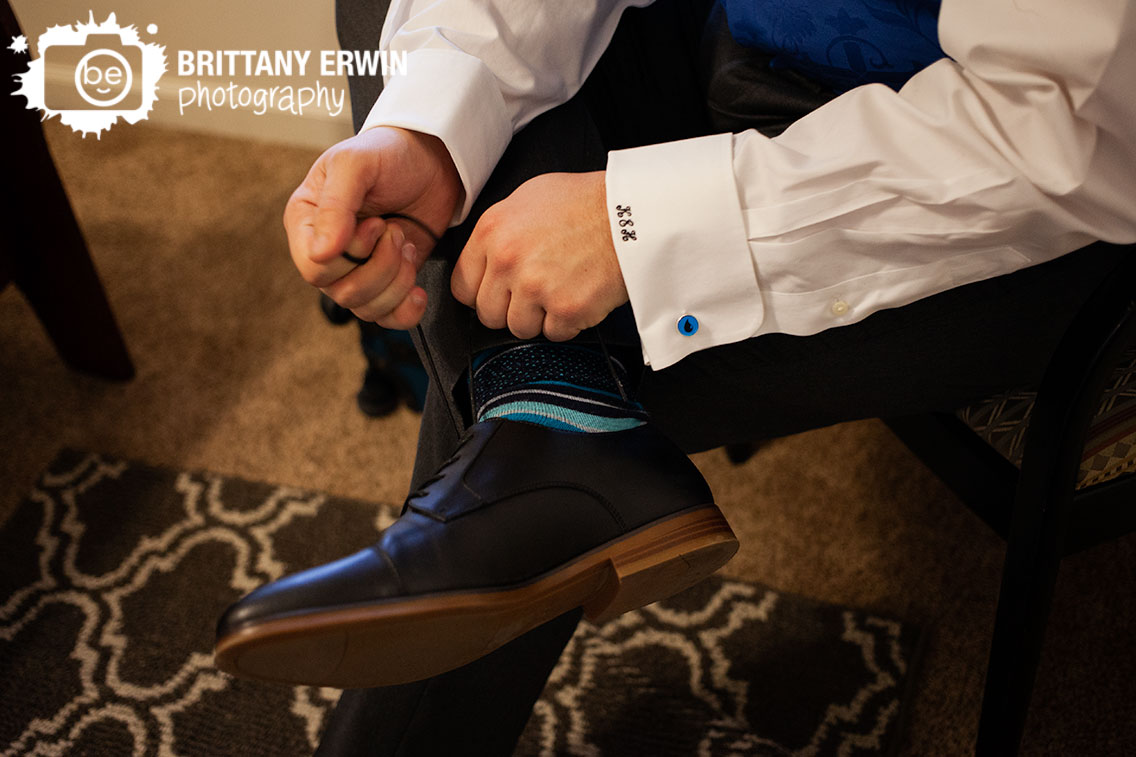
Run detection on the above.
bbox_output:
[399,128,464,235]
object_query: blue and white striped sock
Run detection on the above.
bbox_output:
[471,343,647,433]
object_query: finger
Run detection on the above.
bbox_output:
[292,228,357,287]
[295,216,388,289]
[543,313,581,342]
[402,227,432,272]
[342,216,389,264]
[475,277,510,331]
[507,298,546,340]
[351,246,421,322]
[321,224,405,309]
[311,152,373,261]
[283,180,317,239]
[451,240,487,306]
[375,286,428,330]
[284,184,326,280]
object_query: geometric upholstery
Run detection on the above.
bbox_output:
[958,349,1136,489]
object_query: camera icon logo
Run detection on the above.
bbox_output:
[45,33,144,110]
[11,12,167,137]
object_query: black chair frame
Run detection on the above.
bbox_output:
[886,244,1136,755]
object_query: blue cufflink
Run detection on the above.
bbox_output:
[677,315,699,336]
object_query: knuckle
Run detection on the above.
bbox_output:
[352,303,382,323]
[373,241,402,276]
[368,259,400,292]
[299,267,325,287]
[544,321,577,342]
[384,304,420,331]
[493,241,519,271]
[476,206,501,236]
[549,299,584,325]
[327,143,355,167]
[332,285,365,310]
[506,314,535,340]
[375,309,401,329]
[387,263,416,302]
[515,277,542,301]
[451,276,471,304]
[479,310,506,331]
[454,282,480,309]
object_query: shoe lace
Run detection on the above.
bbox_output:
[403,430,473,505]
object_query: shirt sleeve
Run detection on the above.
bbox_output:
[361,0,651,224]
[608,0,1136,369]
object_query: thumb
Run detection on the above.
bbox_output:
[310,160,371,262]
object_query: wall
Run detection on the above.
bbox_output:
[10,0,358,148]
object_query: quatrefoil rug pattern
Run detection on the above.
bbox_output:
[1,450,920,756]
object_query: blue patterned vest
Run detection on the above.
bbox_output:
[719,0,945,93]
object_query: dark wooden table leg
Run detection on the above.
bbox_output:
[3,1,134,380]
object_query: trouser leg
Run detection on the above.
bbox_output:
[335,0,391,135]
[315,612,581,756]
[317,99,615,750]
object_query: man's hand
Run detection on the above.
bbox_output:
[451,171,628,342]
[284,126,463,329]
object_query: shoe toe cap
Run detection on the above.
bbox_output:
[216,547,400,640]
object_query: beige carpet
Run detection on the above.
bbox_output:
[2,121,1134,755]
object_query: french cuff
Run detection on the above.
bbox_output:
[361,48,513,225]
[606,133,761,369]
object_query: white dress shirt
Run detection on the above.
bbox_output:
[363,0,1136,369]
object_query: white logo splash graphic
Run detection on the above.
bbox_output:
[11,12,167,137]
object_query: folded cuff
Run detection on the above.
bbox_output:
[362,48,513,225]
[605,133,762,369]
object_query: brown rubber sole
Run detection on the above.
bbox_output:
[214,505,738,688]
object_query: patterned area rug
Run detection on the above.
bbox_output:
[1,451,921,756]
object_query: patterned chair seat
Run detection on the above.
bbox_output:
[958,350,1136,489]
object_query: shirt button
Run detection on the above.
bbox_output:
[830,300,849,317]
[677,314,699,336]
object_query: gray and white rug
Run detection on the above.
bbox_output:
[0,450,920,756]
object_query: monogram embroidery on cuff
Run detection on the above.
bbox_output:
[615,204,637,241]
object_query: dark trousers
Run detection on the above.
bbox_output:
[319,2,1127,754]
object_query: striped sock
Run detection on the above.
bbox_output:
[471,343,647,433]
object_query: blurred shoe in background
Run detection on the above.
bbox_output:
[319,294,428,417]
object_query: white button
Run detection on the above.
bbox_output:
[830,300,849,316]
